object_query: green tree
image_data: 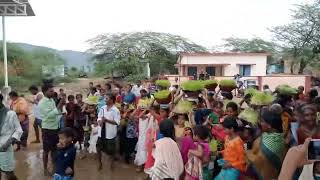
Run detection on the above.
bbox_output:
[87,32,207,80]
[223,37,280,63]
[0,43,32,76]
[271,0,320,73]
[0,43,66,88]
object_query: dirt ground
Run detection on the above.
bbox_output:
[13,78,146,180]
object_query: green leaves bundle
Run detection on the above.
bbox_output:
[172,101,194,114]
[238,108,259,126]
[154,90,171,100]
[155,80,171,88]
[202,79,218,86]
[276,85,298,95]
[219,79,236,87]
[245,88,259,96]
[251,91,274,106]
[181,81,204,92]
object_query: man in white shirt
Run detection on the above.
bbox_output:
[131,80,143,97]
[28,85,43,143]
[97,94,120,170]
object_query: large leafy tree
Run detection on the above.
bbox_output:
[223,37,280,63]
[271,0,320,73]
[87,32,207,80]
[223,37,278,53]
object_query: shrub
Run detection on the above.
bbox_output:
[55,76,74,84]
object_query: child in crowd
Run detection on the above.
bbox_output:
[137,89,152,110]
[66,95,76,128]
[175,114,190,139]
[58,88,65,99]
[185,125,211,180]
[75,94,87,151]
[124,107,138,164]
[58,93,67,129]
[241,125,255,150]
[83,96,99,157]
[212,101,224,121]
[225,101,239,118]
[54,127,76,180]
[215,116,245,180]
[88,121,100,154]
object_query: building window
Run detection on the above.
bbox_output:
[239,65,251,76]
[187,66,197,76]
[206,66,216,76]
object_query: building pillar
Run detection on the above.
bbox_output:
[257,76,263,90]
[305,75,312,92]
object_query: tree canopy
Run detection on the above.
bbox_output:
[223,37,280,63]
[271,0,320,73]
[223,37,277,53]
[223,0,320,74]
[87,32,207,81]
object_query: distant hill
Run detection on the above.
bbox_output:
[13,42,94,72]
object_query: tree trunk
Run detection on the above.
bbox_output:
[298,58,307,74]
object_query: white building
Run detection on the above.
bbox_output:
[176,52,269,77]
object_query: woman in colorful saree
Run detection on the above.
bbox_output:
[146,119,184,180]
[246,109,287,180]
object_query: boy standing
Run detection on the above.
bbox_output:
[54,127,76,180]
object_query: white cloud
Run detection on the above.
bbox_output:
[0,0,310,51]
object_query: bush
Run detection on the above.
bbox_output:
[55,76,74,84]
[0,76,41,91]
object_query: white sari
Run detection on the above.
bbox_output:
[0,110,23,171]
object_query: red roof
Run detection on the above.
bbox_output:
[179,52,271,57]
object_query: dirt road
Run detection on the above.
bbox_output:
[14,137,145,180]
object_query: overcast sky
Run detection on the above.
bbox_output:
[0,0,311,52]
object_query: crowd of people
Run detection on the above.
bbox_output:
[0,78,320,180]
